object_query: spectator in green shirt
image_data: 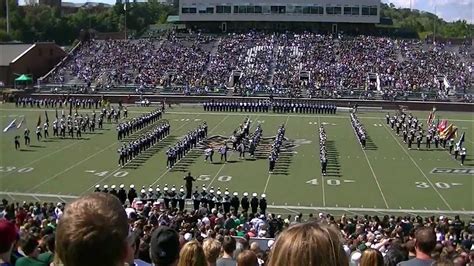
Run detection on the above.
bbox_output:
[15,235,46,266]
[37,235,54,265]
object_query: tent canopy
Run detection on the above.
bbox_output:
[15,74,32,82]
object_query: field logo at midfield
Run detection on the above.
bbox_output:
[430,168,474,175]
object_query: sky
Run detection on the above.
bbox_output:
[383,0,473,23]
[17,0,472,23]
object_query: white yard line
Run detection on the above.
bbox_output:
[6,193,15,201]
[31,195,41,201]
[149,114,217,187]
[0,191,470,215]
[0,191,78,199]
[381,120,453,211]
[1,135,100,179]
[3,108,473,122]
[207,115,260,189]
[262,173,272,194]
[317,116,326,207]
[27,141,120,192]
[164,111,474,122]
[263,115,290,194]
[362,149,390,209]
[57,196,68,203]
[94,116,200,190]
[207,159,232,189]
[209,115,229,133]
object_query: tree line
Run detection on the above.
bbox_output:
[0,0,176,45]
[0,1,471,45]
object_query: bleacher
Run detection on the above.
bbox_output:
[38,33,472,100]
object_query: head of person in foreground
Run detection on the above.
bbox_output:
[55,192,130,266]
[267,222,349,266]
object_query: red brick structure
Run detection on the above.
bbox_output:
[0,42,66,87]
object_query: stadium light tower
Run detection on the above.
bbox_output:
[433,4,437,44]
[124,0,128,40]
[6,0,10,34]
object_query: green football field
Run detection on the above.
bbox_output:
[0,103,472,217]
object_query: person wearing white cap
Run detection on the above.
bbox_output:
[128,185,137,204]
[163,185,171,209]
[94,184,101,192]
[147,187,155,201]
[117,184,127,204]
[102,185,109,193]
[231,192,240,211]
[139,188,146,201]
[184,172,196,199]
[192,187,201,211]
[241,192,250,212]
[155,186,162,200]
[178,187,186,211]
[223,190,231,213]
[250,193,259,214]
[170,185,178,209]
[110,185,118,197]
[208,189,215,210]
[259,194,267,214]
[215,190,223,211]
[460,147,466,165]
[199,185,208,208]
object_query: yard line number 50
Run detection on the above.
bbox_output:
[197,175,232,182]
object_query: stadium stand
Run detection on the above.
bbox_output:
[40,33,472,101]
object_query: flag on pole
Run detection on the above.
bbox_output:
[45,110,49,124]
[437,119,448,133]
[427,107,436,126]
[440,124,457,140]
[456,132,465,148]
[3,119,16,132]
[36,114,41,127]
[16,116,25,129]
[446,127,458,140]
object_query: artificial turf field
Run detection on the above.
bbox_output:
[0,103,472,217]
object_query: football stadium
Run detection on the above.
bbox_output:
[0,0,473,265]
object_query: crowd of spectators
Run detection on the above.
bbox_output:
[0,193,472,266]
[45,32,472,99]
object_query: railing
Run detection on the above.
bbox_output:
[39,41,83,83]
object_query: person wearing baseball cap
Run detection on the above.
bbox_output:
[150,226,180,266]
[0,220,17,266]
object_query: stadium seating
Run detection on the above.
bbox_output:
[42,33,472,100]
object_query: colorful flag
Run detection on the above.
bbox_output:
[446,127,458,140]
[45,110,49,124]
[440,124,457,140]
[437,119,448,133]
[36,115,41,127]
[427,107,436,126]
[3,119,16,132]
[16,116,25,129]
[456,132,465,147]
